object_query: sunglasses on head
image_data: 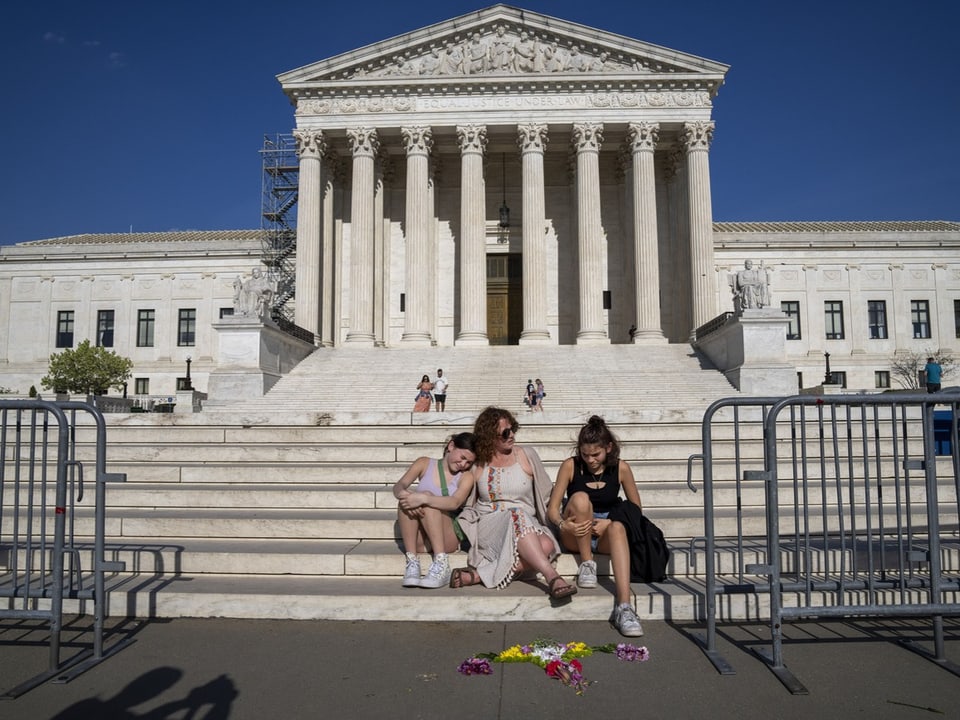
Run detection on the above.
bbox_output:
[500,427,516,440]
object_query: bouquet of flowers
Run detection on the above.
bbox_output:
[457,639,649,695]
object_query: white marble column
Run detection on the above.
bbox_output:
[682,121,718,337]
[320,154,339,347]
[400,127,433,344]
[517,123,551,344]
[345,127,379,345]
[627,122,665,343]
[456,125,489,345]
[573,122,608,344]
[292,129,326,341]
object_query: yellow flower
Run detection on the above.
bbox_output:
[564,642,593,659]
[496,645,529,663]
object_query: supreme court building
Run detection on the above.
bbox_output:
[280,4,726,348]
[1,4,958,399]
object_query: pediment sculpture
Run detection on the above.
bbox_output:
[344,24,672,80]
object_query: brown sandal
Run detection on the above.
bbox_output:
[450,566,480,589]
[547,576,578,600]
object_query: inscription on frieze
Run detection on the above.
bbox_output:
[297,91,711,116]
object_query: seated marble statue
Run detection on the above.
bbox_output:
[730,259,771,313]
[233,268,275,320]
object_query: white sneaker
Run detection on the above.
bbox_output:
[402,556,421,587]
[577,560,598,588]
[611,603,644,637]
[419,557,452,589]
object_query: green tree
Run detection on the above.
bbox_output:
[41,340,133,395]
[890,349,955,390]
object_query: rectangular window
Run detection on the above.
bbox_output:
[831,371,847,389]
[97,309,115,347]
[781,301,801,340]
[911,300,931,339]
[134,378,149,395]
[824,301,845,340]
[56,310,74,348]
[137,309,155,347]
[955,299,960,339]
[219,307,234,319]
[178,308,196,347]
[867,300,887,339]
[875,370,890,389]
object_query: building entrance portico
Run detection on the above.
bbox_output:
[280,4,728,349]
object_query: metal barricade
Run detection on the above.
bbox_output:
[694,393,960,693]
[0,400,130,698]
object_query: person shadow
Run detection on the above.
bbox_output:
[50,667,238,719]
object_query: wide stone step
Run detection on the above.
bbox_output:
[51,573,960,623]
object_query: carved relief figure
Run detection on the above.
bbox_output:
[465,32,488,74]
[590,51,610,72]
[489,25,513,72]
[420,47,442,75]
[730,260,771,313]
[439,41,464,75]
[513,31,537,72]
[542,42,564,72]
[566,44,588,72]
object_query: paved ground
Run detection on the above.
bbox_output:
[1,615,958,719]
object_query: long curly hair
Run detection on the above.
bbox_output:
[473,406,519,466]
[574,415,621,468]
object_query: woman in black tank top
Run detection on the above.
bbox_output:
[547,415,646,637]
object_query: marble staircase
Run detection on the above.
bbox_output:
[9,344,959,622]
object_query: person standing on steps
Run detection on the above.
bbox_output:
[394,432,477,588]
[925,357,942,393]
[433,368,448,411]
[547,415,646,636]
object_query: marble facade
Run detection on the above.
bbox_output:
[278,4,728,347]
[0,6,957,399]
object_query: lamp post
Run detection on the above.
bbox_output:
[823,352,833,385]
[185,356,193,391]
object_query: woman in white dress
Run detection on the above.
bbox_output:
[450,406,576,599]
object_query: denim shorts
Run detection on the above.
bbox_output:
[590,511,610,552]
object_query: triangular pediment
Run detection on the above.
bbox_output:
[278,4,728,92]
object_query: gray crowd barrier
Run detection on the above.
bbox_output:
[0,400,130,698]
[692,392,960,693]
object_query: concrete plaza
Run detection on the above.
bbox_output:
[2,616,958,719]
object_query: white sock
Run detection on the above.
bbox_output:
[405,552,418,562]
[434,552,448,565]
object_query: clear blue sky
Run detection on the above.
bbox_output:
[2,1,957,245]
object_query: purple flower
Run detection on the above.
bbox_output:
[457,657,494,675]
[615,643,650,663]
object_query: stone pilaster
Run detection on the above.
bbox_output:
[517,123,551,344]
[627,122,665,343]
[682,121,717,338]
[400,126,433,345]
[292,129,327,341]
[573,122,608,344]
[456,125,489,345]
[345,127,379,345]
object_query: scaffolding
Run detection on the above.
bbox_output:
[260,134,299,323]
